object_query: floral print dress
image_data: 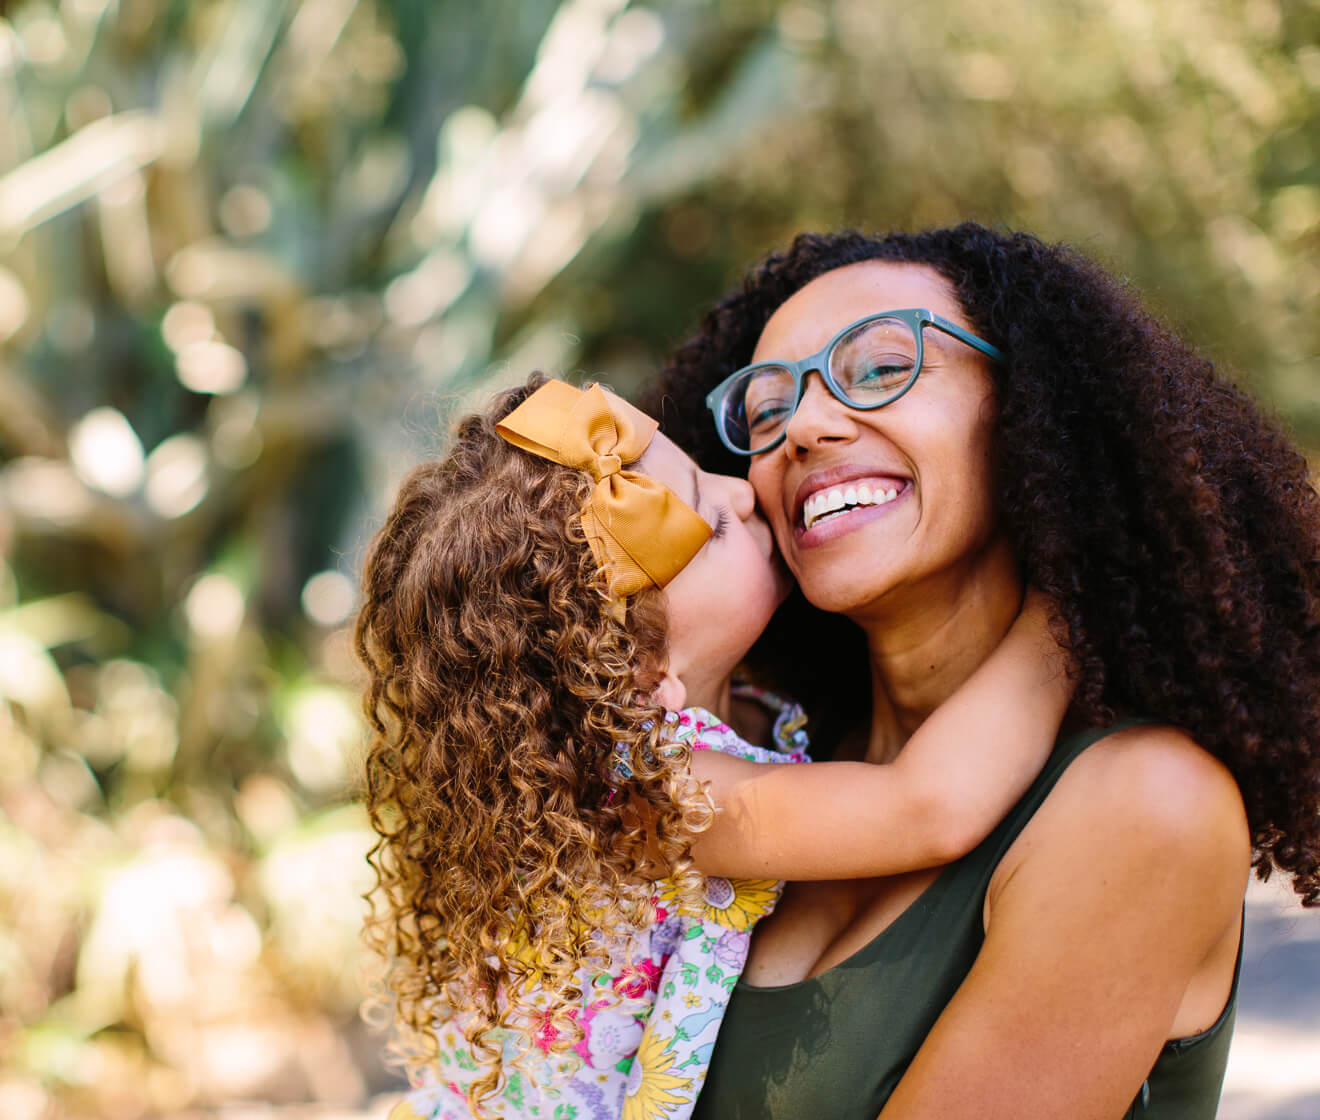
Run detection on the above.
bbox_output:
[390,688,810,1120]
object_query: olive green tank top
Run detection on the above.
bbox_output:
[691,723,1241,1120]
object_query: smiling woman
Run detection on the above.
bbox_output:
[643,223,1320,1120]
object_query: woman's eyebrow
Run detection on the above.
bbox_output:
[690,467,702,514]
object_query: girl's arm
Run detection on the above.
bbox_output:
[689,591,1073,880]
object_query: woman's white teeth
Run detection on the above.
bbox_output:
[803,484,900,529]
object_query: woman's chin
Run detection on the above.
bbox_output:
[784,532,903,616]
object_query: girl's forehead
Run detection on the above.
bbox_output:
[635,431,699,507]
[592,390,694,494]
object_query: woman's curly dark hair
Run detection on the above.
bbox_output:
[356,375,710,1109]
[642,223,1320,905]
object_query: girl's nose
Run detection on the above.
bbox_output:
[706,470,758,521]
[727,475,757,521]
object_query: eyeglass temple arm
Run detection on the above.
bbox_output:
[932,314,1004,362]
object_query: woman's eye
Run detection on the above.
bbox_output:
[711,508,729,539]
[746,398,793,432]
[848,360,913,393]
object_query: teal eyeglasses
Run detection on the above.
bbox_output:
[705,308,1003,455]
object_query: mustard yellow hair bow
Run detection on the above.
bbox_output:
[496,379,712,597]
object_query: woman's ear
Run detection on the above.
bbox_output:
[651,668,686,711]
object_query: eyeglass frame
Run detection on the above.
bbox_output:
[704,307,1005,456]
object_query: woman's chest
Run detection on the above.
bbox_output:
[692,863,992,1120]
[741,867,944,986]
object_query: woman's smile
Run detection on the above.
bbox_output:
[793,465,913,542]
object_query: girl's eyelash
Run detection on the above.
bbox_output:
[712,509,729,539]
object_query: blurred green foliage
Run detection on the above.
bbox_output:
[0,0,1316,1116]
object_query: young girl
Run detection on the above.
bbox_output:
[358,376,1071,1120]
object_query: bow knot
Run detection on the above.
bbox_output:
[495,380,712,599]
[590,452,622,481]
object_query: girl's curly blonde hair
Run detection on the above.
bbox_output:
[356,376,711,1108]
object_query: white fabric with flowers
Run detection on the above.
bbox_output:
[390,687,809,1120]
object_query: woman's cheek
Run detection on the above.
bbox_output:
[748,461,784,530]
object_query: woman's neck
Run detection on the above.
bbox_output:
[859,538,1023,764]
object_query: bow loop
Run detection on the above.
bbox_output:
[496,380,712,599]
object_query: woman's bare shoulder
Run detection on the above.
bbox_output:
[1059,723,1245,833]
[992,722,1250,907]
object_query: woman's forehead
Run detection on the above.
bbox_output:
[752,261,962,362]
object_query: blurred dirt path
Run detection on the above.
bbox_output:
[1219,875,1320,1120]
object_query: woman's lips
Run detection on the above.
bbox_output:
[801,480,902,530]
[791,466,910,523]
[792,479,912,546]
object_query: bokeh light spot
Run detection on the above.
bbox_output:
[217,184,272,238]
[284,687,360,793]
[19,16,68,68]
[69,407,145,498]
[145,434,209,518]
[1,458,94,523]
[160,300,216,352]
[300,570,356,628]
[184,574,245,641]
[176,339,247,395]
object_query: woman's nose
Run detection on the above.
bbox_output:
[782,371,856,457]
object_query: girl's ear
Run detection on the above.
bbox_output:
[651,668,686,712]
